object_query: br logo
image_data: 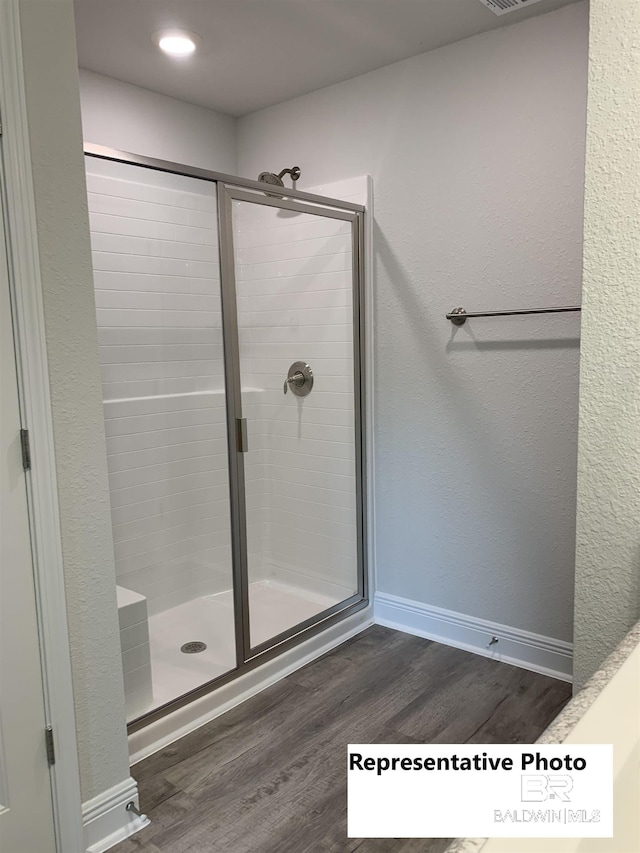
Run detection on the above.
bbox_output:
[521,774,573,802]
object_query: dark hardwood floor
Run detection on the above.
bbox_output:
[115,626,571,853]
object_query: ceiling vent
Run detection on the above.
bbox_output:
[477,0,544,15]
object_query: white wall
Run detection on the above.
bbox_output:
[573,0,640,687]
[238,2,588,646]
[79,68,237,174]
[18,0,130,803]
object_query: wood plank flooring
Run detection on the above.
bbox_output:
[115,626,571,853]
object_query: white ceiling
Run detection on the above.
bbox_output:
[74,0,578,118]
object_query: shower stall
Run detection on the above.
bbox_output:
[84,145,367,727]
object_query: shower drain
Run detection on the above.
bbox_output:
[181,641,207,654]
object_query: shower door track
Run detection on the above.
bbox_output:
[84,144,368,733]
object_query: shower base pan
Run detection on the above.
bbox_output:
[127,579,344,720]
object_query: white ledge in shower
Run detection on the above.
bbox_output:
[116,585,154,720]
[103,387,264,405]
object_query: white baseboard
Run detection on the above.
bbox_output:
[374,592,573,682]
[128,604,374,765]
[82,776,150,853]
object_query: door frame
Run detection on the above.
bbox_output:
[0,2,84,850]
[218,184,367,661]
[82,148,369,733]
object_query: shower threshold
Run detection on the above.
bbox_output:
[137,579,346,718]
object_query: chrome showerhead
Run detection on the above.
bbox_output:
[258,166,301,196]
[258,171,284,188]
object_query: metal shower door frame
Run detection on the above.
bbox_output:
[83,144,367,731]
[218,184,368,663]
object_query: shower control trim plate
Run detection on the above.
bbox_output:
[284,361,314,397]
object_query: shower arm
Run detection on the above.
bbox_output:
[277,166,301,182]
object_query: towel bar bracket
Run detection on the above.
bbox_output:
[449,307,468,326]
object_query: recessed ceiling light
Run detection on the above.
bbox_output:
[153,29,198,58]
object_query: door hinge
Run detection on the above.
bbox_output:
[45,726,55,766]
[20,428,31,470]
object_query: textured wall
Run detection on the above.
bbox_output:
[238,3,588,645]
[79,69,237,174]
[18,0,130,801]
[573,0,640,687]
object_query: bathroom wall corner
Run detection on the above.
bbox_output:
[18,0,130,808]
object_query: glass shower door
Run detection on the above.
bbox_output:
[85,144,367,727]
[86,156,237,721]
[225,189,364,654]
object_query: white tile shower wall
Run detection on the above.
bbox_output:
[86,158,234,615]
[234,178,366,599]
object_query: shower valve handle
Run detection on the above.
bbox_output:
[284,372,305,394]
[283,362,314,397]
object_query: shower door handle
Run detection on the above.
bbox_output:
[236,418,248,453]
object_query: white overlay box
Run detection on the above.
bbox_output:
[348,744,613,839]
